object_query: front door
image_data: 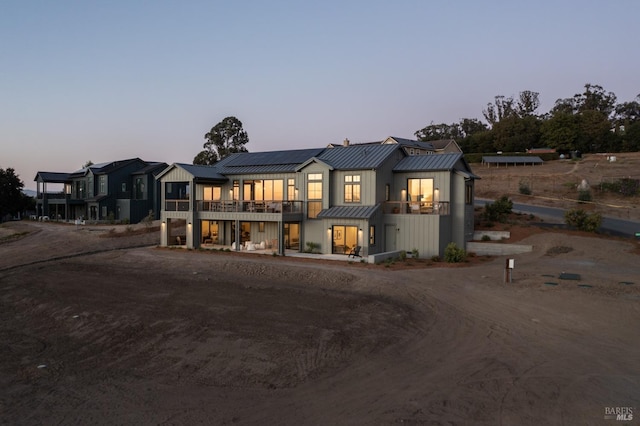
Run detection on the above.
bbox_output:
[385,224,397,252]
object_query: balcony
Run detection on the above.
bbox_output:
[197,200,303,214]
[165,199,190,211]
[383,201,450,215]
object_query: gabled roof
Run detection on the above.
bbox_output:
[314,144,400,170]
[317,205,380,219]
[393,152,479,178]
[34,171,70,182]
[429,139,462,152]
[383,136,435,151]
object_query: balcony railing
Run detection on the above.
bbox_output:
[383,201,450,215]
[165,199,190,211]
[197,200,303,214]
[37,192,68,200]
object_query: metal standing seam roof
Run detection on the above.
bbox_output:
[482,156,543,164]
[315,144,400,170]
[317,205,380,219]
[176,163,228,181]
[393,153,463,172]
[34,172,71,182]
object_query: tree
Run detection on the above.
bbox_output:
[573,83,617,117]
[83,160,94,168]
[194,116,249,165]
[482,95,516,127]
[415,122,462,141]
[515,90,540,117]
[0,167,25,220]
[540,112,580,152]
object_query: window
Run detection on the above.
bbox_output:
[121,182,127,192]
[233,180,239,200]
[287,178,296,200]
[465,184,473,205]
[385,184,390,201]
[134,177,145,200]
[344,175,361,203]
[242,180,284,201]
[203,186,221,200]
[369,225,376,246]
[88,176,93,198]
[407,178,434,205]
[98,176,106,194]
[307,173,323,219]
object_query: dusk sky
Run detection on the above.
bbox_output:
[2,1,638,190]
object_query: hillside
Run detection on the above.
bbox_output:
[472,152,640,221]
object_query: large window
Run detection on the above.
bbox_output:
[344,175,361,203]
[407,178,434,205]
[134,177,145,200]
[203,186,221,200]
[243,180,284,201]
[332,225,358,254]
[307,173,323,219]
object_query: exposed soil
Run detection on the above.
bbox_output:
[474,152,640,221]
[1,218,639,425]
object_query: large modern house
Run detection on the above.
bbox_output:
[34,158,167,223]
[158,137,478,258]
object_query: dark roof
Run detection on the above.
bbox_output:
[314,144,400,170]
[219,148,325,167]
[34,171,71,182]
[175,163,228,181]
[482,156,543,164]
[317,205,380,219]
[393,153,463,171]
[132,162,169,175]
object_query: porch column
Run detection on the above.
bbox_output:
[160,218,170,247]
[278,220,285,256]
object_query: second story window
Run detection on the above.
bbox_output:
[344,175,361,203]
[99,176,106,194]
[134,177,145,200]
[203,186,221,200]
[307,173,322,219]
[287,178,295,200]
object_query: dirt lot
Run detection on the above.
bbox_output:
[474,152,640,221]
[1,213,640,424]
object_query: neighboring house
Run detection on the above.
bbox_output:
[34,159,167,223]
[428,139,463,154]
[158,138,478,258]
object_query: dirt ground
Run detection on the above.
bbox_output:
[1,215,639,424]
[474,152,640,221]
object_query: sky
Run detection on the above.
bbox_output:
[1,1,638,190]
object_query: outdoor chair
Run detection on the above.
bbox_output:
[348,246,362,258]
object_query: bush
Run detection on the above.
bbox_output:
[577,189,592,203]
[399,250,407,261]
[444,242,467,263]
[564,208,602,232]
[481,234,491,241]
[483,196,513,223]
[519,180,532,195]
[411,248,419,259]
[304,242,321,253]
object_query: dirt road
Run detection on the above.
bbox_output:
[1,221,639,425]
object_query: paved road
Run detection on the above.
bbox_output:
[476,198,640,238]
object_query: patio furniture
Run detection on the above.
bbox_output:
[348,246,362,258]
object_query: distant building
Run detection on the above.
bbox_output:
[34,159,167,222]
[526,147,556,154]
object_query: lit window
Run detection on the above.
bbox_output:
[344,175,361,203]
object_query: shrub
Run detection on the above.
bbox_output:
[483,196,513,223]
[444,242,467,263]
[399,250,407,261]
[304,242,321,253]
[481,234,491,241]
[577,189,592,203]
[431,255,441,262]
[519,180,532,195]
[411,248,419,259]
[564,208,602,232]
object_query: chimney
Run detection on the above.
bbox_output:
[343,138,350,147]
